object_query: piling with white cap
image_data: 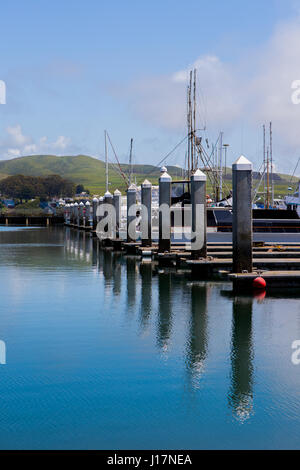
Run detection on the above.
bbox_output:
[232,155,253,273]
[127,184,137,242]
[159,166,172,252]
[191,169,207,259]
[141,179,152,247]
[79,201,84,227]
[113,189,122,238]
[69,203,74,224]
[74,202,79,226]
[92,197,98,229]
[104,190,113,237]
[85,201,92,227]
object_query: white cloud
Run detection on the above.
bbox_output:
[116,15,300,171]
[0,125,77,159]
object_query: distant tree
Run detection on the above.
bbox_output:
[0,174,75,200]
[76,184,85,194]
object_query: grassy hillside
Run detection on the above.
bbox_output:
[0,154,298,197]
[0,155,185,195]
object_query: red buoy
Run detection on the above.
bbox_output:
[253,277,266,289]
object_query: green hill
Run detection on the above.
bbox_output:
[0,154,298,197]
[0,155,184,194]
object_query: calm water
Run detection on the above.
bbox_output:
[0,226,300,449]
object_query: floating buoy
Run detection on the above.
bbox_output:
[253,277,266,289]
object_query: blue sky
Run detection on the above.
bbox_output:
[1,0,300,173]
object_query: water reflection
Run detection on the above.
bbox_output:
[157,272,173,352]
[185,283,208,388]
[139,262,153,334]
[228,296,254,422]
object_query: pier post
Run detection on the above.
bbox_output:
[127,184,137,242]
[92,197,98,229]
[104,191,113,237]
[159,166,172,253]
[141,179,152,247]
[85,201,92,227]
[70,203,74,224]
[191,169,207,259]
[232,155,253,273]
[113,189,121,238]
[79,201,84,227]
[74,202,79,226]
[65,204,70,225]
[97,197,103,225]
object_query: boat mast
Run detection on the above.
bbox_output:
[270,121,273,207]
[219,131,223,200]
[105,129,108,193]
[266,146,270,208]
[263,124,266,208]
[129,138,133,186]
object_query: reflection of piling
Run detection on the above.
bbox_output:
[228,296,254,421]
[127,184,137,242]
[186,284,208,382]
[159,167,172,253]
[191,169,207,259]
[157,272,172,349]
[232,156,253,273]
[141,180,152,247]
[126,256,137,308]
[113,189,121,238]
[139,261,152,331]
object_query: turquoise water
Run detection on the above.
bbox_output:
[0,225,300,449]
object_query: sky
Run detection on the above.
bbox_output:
[1,0,300,174]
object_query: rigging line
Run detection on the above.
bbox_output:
[106,131,129,185]
[143,134,188,177]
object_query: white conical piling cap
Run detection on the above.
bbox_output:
[232,155,252,171]
[104,190,113,199]
[191,168,207,181]
[85,200,90,206]
[114,189,121,196]
[142,179,152,188]
[79,201,84,206]
[92,197,99,202]
[74,202,78,206]
[127,183,137,192]
[159,166,172,182]
[99,197,104,202]
[70,203,74,207]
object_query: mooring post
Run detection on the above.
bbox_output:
[104,191,113,238]
[65,204,70,225]
[74,202,79,226]
[113,189,121,239]
[159,166,172,253]
[69,203,74,224]
[92,197,98,229]
[141,179,152,247]
[79,201,84,227]
[97,197,103,225]
[191,169,207,259]
[85,200,92,227]
[232,155,253,273]
[127,184,137,242]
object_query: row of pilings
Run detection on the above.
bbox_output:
[64,155,253,277]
